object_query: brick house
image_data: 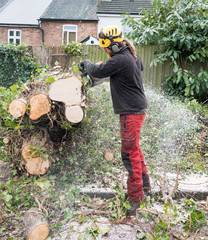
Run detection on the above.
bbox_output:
[39,0,98,46]
[0,0,152,47]
[0,0,98,46]
[0,0,53,45]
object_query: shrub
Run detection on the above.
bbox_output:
[62,41,84,55]
[0,43,37,88]
[122,0,208,102]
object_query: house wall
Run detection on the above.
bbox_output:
[97,14,142,34]
[0,21,98,46]
[0,26,42,45]
[41,21,98,46]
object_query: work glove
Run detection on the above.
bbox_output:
[78,61,86,73]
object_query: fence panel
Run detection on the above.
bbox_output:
[32,45,170,89]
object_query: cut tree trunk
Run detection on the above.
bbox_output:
[48,76,83,105]
[23,208,49,240]
[49,76,85,123]
[65,105,84,123]
[9,98,27,118]
[29,93,51,120]
[6,72,88,176]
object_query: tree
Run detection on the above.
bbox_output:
[122,0,208,102]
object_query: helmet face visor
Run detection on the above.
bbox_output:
[99,38,111,48]
[98,31,106,39]
[98,31,111,47]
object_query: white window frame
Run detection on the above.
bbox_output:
[62,25,77,44]
[8,29,21,45]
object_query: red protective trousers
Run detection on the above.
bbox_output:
[120,114,149,202]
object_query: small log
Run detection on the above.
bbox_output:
[25,157,50,176]
[22,144,38,162]
[21,130,48,162]
[23,208,49,240]
[48,76,83,105]
[65,105,84,123]
[9,98,27,118]
[104,152,114,161]
[29,93,51,120]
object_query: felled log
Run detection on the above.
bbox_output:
[7,71,88,176]
[9,98,27,118]
[21,130,50,176]
[22,143,50,176]
[23,208,49,240]
[65,105,84,123]
[29,93,51,121]
[25,157,50,176]
[49,76,86,123]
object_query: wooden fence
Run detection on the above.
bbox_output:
[32,45,172,89]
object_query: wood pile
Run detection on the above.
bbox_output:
[7,68,87,176]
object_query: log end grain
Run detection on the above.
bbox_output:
[29,93,51,121]
[104,152,114,161]
[65,105,84,123]
[22,145,36,162]
[24,208,49,240]
[48,76,82,105]
[28,223,49,240]
[9,99,27,118]
[25,158,50,176]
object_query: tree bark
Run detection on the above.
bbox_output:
[0,161,13,185]
[23,208,49,240]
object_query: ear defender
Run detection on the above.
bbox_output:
[109,35,120,53]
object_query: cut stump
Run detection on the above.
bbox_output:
[24,208,49,240]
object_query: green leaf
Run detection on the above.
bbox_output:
[64,210,73,220]
[173,64,179,73]
[185,86,190,96]
[100,226,111,236]
[74,65,79,72]
[45,77,55,83]
[6,194,13,202]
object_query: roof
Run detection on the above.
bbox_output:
[40,0,98,21]
[97,0,153,15]
[0,0,11,11]
[0,0,53,26]
[80,35,99,45]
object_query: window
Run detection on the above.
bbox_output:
[8,30,21,45]
[63,25,77,44]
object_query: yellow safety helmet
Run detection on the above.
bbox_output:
[98,25,124,48]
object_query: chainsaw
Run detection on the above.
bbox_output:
[77,63,106,87]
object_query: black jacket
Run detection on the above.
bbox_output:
[83,46,147,114]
